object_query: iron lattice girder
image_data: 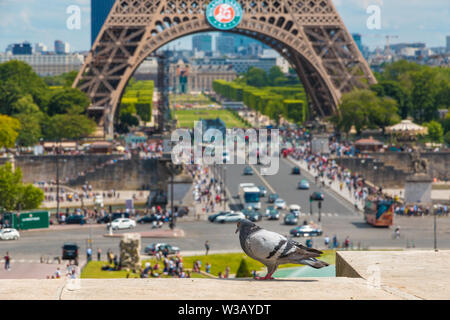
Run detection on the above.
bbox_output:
[73,0,376,135]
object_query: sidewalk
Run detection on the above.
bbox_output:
[287,156,365,212]
[41,190,150,209]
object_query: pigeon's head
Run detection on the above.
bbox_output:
[235,219,255,234]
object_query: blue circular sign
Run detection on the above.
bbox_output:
[206,0,243,31]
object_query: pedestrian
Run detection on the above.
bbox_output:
[333,235,338,249]
[204,240,210,256]
[324,236,330,248]
[97,248,102,261]
[344,236,350,250]
[86,247,92,262]
[4,252,10,271]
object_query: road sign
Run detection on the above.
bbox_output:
[206,0,243,30]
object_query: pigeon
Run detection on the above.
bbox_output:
[235,219,329,280]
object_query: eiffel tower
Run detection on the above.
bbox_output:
[73,0,376,136]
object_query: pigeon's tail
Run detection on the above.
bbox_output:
[298,258,329,269]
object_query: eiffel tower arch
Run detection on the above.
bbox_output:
[73,0,377,137]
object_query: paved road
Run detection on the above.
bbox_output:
[1,157,450,272]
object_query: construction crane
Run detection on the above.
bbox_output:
[358,34,399,56]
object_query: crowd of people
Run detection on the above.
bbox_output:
[188,164,224,217]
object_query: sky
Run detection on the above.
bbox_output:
[0,0,449,52]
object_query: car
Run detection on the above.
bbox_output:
[62,243,79,261]
[177,206,189,217]
[310,192,325,201]
[215,212,246,223]
[137,215,158,224]
[289,204,302,217]
[0,228,20,240]
[243,166,254,175]
[144,243,180,255]
[274,198,287,210]
[266,208,280,220]
[108,218,136,230]
[246,210,263,222]
[258,186,267,197]
[290,225,323,237]
[97,212,130,224]
[292,167,301,175]
[284,214,298,225]
[208,211,232,222]
[268,193,279,203]
[65,215,86,225]
[298,179,310,190]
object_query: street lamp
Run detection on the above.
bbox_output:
[318,200,322,222]
[433,205,438,252]
[223,166,227,210]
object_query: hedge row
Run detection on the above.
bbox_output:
[213,80,308,124]
[120,80,154,122]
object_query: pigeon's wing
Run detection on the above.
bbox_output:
[244,229,288,263]
[276,239,328,268]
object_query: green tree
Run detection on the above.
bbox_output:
[444,131,450,146]
[425,121,444,143]
[245,67,268,87]
[0,163,44,211]
[369,97,400,132]
[235,258,252,278]
[0,115,21,148]
[44,113,96,140]
[410,69,438,123]
[14,112,43,147]
[0,61,47,113]
[19,184,45,210]
[268,66,286,86]
[371,80,411,119]
[46,88,90,116]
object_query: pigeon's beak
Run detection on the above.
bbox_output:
[235,221,240,234]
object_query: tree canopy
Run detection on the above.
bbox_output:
[333,89,400,135]
[0,61,96,145]
[0,162,44,211]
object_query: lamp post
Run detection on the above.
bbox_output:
[433,205,438,252]
[318,200,322,223]
[223,166,227,210]
[55,144,60,218]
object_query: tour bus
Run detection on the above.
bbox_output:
[239,183,261,210]
[364,198,394,227]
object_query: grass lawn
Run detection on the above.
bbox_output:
[81,251,336,279]
[170,94,214,105]
[174,109,249,129]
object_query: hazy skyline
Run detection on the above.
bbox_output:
[0,0,449,52]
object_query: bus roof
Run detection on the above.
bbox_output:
[243,187,260,193]
[240,183,255,189]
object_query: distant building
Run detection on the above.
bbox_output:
[91,0,116,45]
[55,40,70,54]
[191,57,276,74]
[0,53,85,76]
[447,36,450,53]
[352,33,363,53]
[188,64,236,93]
[35,43,47,54]
[12,42,32,55]
[169,60,236,93]
[192,35,212,53]
[390,43,425,55]
[216,35,235,55]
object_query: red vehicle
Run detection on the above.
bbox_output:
[364,199,394,227]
